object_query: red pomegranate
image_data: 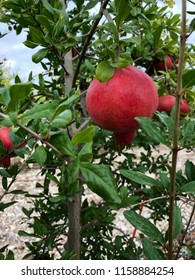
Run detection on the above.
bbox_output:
[157,95,190,115]
[0,127,26,167]
[86,66,159,148]
[0,127,13,150]
[153,55,173,71]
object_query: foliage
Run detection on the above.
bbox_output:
[0,0,194,260]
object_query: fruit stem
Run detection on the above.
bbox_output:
[168,0,187,260]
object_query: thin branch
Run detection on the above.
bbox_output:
[168,0,187,260]
[175,202,195,259]
[72,0,111,88]
[187,0,195,5]
[0,112,64,158]
[129,195,169,209]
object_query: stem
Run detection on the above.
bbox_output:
[168,0,187,260]
[67,192,82,259]
[72,0,111,88]
[175,202,195,259]
[0,112,64,158]
[60,0,82,259]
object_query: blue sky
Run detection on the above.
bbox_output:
[0,0,194,81]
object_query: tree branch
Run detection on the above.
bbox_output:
[72,0,111,88]
[168,0,187,260]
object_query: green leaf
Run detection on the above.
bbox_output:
[0,169,11,178]
[95,61,115,82]
[0,87,10,106]
[110,57,129,68]
[8,83,32,112]
[115,0,131,28]
[67,159,79,190]
[42,0,55,15]
[103,22,119,43]
[51,94,78,120]
[33,146,47,166]
[153,25,163,48]
[50,109,72,128]
[185,160,195,181]
[120,169,162,187]
[181,119,195,148]
[180,181,195,194]
[36,15,53,33]
[2,177,7,190]
[80,162,121,204]
[21,101,59,120]
[71,126,96,146]
[189,18,195,32]
[18,230,38,238]
[173,204,183,239]
[182,69,195,88]
[32,48,48,63]
[84,0,99,10]
[74,0,84,10]
[29,26,47,45]
[49,131,74,156]
[141,238,165,260]
[33,218,48,236]
[136,117,165,145]
[124,210,165,244]
[23,40,39,49]
[78,142,93,162]
[6,250,14,260]
[0,202,17,212]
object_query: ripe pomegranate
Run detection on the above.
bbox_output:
[0,127,13,150]
[86,66,159,148]
[0,127,26,167]
[153,55,173,71]
[157,95,190,115]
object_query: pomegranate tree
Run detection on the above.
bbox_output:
[86,66,159,148]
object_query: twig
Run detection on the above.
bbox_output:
[0,112,64,158]
[168,0,187,260]
[130,196,169,209]
[175,202,195,259]
[72,0,111,88]
[187,0,195,5]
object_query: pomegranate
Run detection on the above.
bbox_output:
[0,127,26,166]
[0,127,13,150]
[86,66,159,148]
[157,95,190,115]
[153,55,173,71]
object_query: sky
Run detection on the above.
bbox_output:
[0,0,194,81]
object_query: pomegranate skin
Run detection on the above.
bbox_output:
[158,95,190,115]
[86,66,158,147]
[0,127,13,150]
[153,55,173,71]
[114,131,136,149]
